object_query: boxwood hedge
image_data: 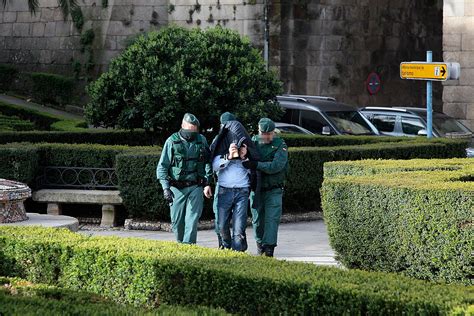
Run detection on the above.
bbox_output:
[0,127,465,148]
[0,145,39,184]
[321,158,474,285]
[0,139,469,220]
[0,226,472,315]
[0,276,227,315]
[0,100,87,131]
[0,129,162,146]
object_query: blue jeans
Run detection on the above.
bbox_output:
[217,186,249,252]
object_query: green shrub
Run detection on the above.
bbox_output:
[0,101,87,131]
[0,129,161,145]
[285,139,468,212]
[116,152,165,220]
[37,143,135,168]
[0,276,227,315]
[0,226,472,315]
[281,134,417,147]
[29,72,75,106]
[0,113,36,131]
[321,158,474,285]
[115,138,468,220]
[0,138,468,221]
[0,64,18,92]
[85,26,282,133]
[0,145,39,184]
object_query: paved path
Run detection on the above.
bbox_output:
[80,221,339,266]
[0,93,83,120]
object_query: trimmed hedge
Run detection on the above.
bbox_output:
[0,276,227,315]
[0,145,39,184]
[0,226,473,315]
[29,72,74,106]
[0,129,161,146]
[0,64,18,92]
[0,113,35,131]
[321,158,474,285]
[0,100,87,131]
[285,139,468,212]
[0,138,468,220]
[0,127,464,148]
[281,133,436,147]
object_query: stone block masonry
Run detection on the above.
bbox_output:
[443,0,474,130]
[0,0,447,114]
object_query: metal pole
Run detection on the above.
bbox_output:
[263,0,269,70]
[426,51,433,139]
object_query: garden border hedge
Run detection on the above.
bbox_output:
[321,158,474,285]
[0,101,87,132]
[0,276,227,315]
[0,226,472,315]
[0,138,468,220]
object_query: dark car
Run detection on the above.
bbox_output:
[360,106,474,157]
[277,95,379,136]
[274,122,314,135]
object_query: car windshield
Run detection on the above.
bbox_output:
[325,111,373,135]
[276,126,308,134]
[433,115,472,136]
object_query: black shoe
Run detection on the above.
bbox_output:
[217,236,224,249]
[263,245,275,257]
[256,242,264,255]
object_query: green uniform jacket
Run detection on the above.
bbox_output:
[252,135,289,189]
[157,132,212,190]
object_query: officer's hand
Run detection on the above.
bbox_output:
[229,143,238,158]
[242,160,258,170]
[163,188,174,203]
[239,144,248,160]
[203,185,213,199]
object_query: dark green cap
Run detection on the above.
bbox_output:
[220,112,236,124]
[183,113,200,126]
[258,118,275,132]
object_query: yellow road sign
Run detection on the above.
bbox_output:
[400,62,448,81]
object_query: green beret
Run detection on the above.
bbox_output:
[183,113,200,126]
[220,112,236,124]
[258,118,275,132]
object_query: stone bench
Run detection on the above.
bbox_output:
[32,189,122,227]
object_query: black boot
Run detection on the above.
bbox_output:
[218,235,224,250]
[263,245,275,257]
[256,242,264,255]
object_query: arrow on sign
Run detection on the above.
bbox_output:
[441,67,446,76]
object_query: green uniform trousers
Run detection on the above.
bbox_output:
[250,187,283,246]
[170,185,203,244]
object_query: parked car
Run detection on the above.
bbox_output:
[360,106,474,157]
[275,122,314,135]
[276,95,379,136]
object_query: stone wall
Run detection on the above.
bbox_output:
[269,0,443,109]
[0,0,444,111]
[443,0,474,130]
[0,0,169,75]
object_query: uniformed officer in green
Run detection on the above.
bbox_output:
[242,118,289,257]
[157,113,213,244]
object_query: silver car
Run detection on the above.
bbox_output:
[360,107,474,158]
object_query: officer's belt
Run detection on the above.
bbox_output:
[169,180,198,189]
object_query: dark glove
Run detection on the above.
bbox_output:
[242,160,258,170]
[163,188,174,204]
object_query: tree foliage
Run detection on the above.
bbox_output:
[85,26,283,134]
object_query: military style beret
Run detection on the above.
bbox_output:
[220,112,236,124]
[183,113,200,126]
[258,118,275,132]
